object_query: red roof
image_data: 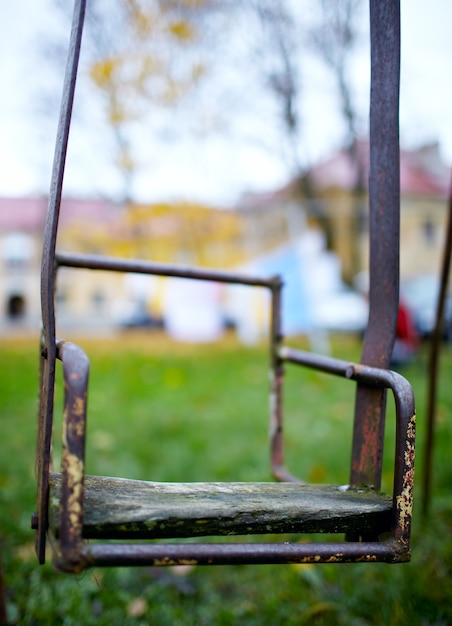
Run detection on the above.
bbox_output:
[309,141,450,198]
[0,196,47,231]
[238,141,451,210]
[0,196,123,233]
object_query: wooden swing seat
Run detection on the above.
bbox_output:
[48,473,392,540]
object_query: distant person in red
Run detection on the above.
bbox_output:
[391,300,419,367]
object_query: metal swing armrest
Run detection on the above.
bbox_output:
[278,346,416,549]
[51,340,89,571]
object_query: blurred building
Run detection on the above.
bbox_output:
[0,196,123,334]
[236,141,451,284]
[0,141,450,337]
[0,197,246,335]
[0,197,43,333]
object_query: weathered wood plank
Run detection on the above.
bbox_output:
[49,473,392,539]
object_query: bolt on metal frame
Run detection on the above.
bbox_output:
[34,0,415,571]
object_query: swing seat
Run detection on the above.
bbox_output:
[48,474,393,540]
[33,0,415,573]
[33,310,414,572]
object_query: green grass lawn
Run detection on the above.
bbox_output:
[1,332,451,625]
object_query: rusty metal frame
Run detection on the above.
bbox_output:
[34,0,416,571]
[47,324,414,572]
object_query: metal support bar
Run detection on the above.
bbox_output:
[78,539,408,570]
[36,0,86,565]
[422,174,452,517]
[269,278,299,482]
[351,0,401,490]
[56,252,278,288]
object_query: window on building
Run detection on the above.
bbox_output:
[1,233,34,268]
[422,219,437,244]
[56,289,69,310]
[92,290,105,311]
[7,294,25,319]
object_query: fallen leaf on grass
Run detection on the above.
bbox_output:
[127,597,147,618]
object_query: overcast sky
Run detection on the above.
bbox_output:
[1,0,451,206]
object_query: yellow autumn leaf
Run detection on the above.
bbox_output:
[168,20,195,41]
[90,58,119,88]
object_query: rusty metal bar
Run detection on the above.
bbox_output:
[77,539,408,570]
[56,251,277,288]
[269,278,299,482]
[422,173,452,517]
[53,341,89,570]
[279,346,415,547]
[35,0,86,565]
[350,0,401,490]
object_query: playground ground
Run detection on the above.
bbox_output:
[1,333,451,625]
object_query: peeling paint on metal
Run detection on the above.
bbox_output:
[72,396,85,418]
[153,558,198,567]
[63,451,84,530]
[396,413,416,540]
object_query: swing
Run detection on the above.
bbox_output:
[33,0,415,573]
